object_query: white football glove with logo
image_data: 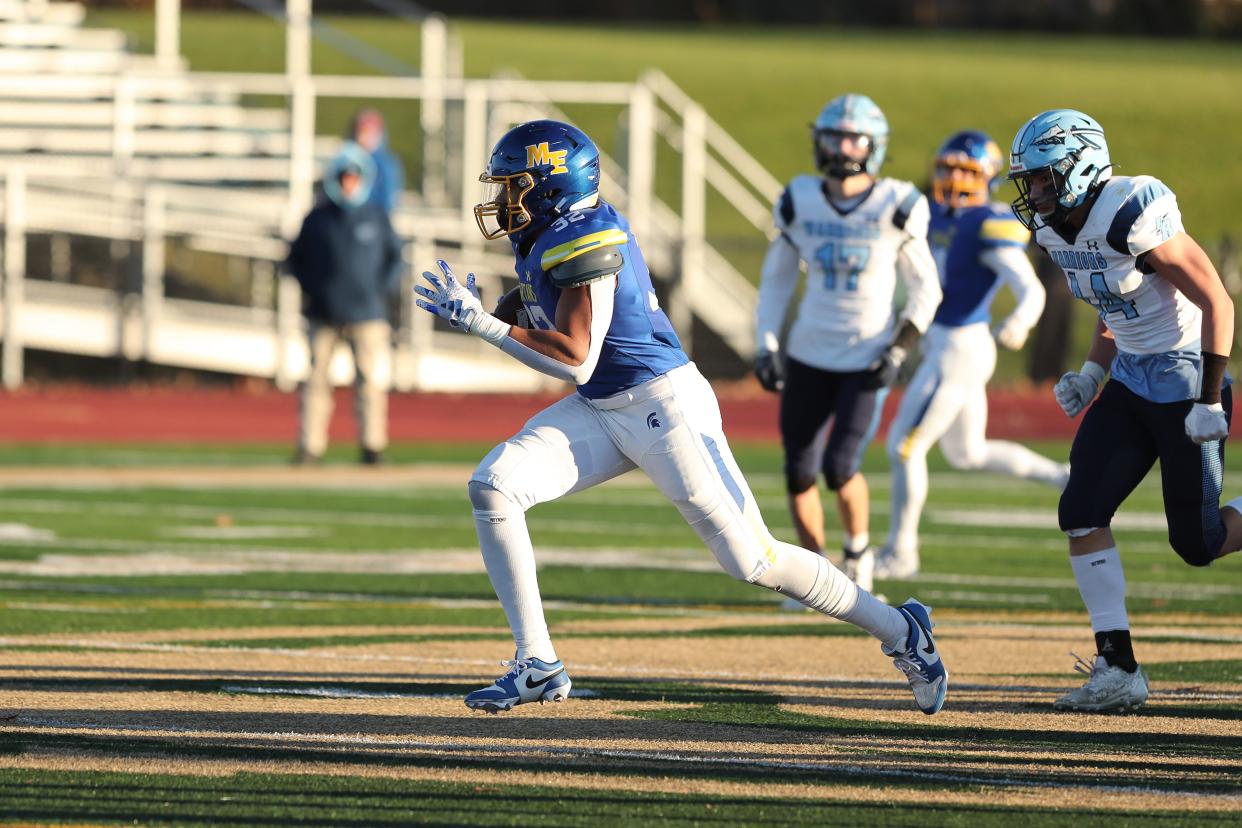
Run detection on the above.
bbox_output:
[1185,401,1228,444]
[994,316,1031,351]
[414,259,510,347]
[1054,361,1106,418]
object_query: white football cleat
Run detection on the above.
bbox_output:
[1053,653,1148,713]
[873,546,919,580]
[843,547,875,593]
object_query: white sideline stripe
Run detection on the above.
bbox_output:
[0,498,680,537]
[0,528,1182,561]
[0,495,1184,538]
[11,716,1242,800]
[927,507,1176,532]
[0,546,1235,598]
[220,685,434,700]
[906,571,1242,600]
[0,546,717,577]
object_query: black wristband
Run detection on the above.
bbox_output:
[1198,351,1229,404]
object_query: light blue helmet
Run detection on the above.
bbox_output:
[813,93,889,178]
[1007,109,1111,230]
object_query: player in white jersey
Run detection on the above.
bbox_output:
[415,119,948,715]
[1008,109,1242,713]
[875,130,1069,580]
[754,93,941,598]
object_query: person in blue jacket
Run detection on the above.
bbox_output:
[350,108,405,214]
[415,119,949,717]
[287,141,404,465]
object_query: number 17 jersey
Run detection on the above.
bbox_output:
[776,175,930,371]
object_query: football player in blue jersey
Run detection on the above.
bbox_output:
[1008,109,1242,712]
[415,119,948,716]
[754,94,942,601]
[874,130,1070,581]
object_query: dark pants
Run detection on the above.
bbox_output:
[1059,380,1233,566]
[780,357,885,493]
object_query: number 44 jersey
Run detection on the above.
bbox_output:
[1035,175,1202,401]
[762,175,939,372]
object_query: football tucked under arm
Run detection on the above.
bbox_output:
[493,286,527,327]
[499,277,615,385]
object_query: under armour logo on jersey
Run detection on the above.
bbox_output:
[646,412,662,430]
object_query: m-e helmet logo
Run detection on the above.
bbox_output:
[526,142,568,175]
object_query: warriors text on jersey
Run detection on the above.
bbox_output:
[930,201,1030,327]
[771,175,932,371]
[1034,175,1198,402]
[511,202,687,398]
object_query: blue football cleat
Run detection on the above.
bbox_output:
[464,656,572,714]
[882,599,948,715]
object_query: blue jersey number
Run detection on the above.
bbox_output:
[816,242,870,291]
[1069,270,1139,320]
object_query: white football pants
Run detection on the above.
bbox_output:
[470,363,906,659]
[885,322,1066,556]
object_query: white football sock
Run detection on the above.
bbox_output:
[469,482,557,664]
[886,445,926,556]
[843,532,869,555]
[1070,546,1128,633]
[761,539,907,648]
[979,440,1067,487]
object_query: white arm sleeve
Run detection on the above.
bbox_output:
[498,276,614,385]
[755,235,800,353]
[895,235,942,333]
[982,245,1045,333]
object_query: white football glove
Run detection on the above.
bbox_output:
[414,259,509,347]
[1185,401,1228,444]
[994,316,1031,351]
[1054,361,1106,418]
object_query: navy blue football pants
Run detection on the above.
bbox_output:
[1059,379,1233,566]
[779,357,885,493]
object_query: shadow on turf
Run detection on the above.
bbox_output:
[5,774,1226,828]
[3,720,1239,800]
[5,671,1240,722]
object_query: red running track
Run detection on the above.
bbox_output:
[0,384,1086,444]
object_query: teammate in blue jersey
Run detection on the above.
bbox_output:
[415,119,948,716]
[875,130,1069,580]
[1008,109,1242,712]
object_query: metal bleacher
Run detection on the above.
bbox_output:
[0,1,775,393]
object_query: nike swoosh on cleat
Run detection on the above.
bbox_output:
[524,669,565,689]
[910,615,935,656]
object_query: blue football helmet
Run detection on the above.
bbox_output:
[931,129,1002,209]
[813,94,889,179]
[1007,109,1111,230]
[474,119,601,240]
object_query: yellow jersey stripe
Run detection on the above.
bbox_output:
[540,229,629,270]
[980,218,1030,245]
